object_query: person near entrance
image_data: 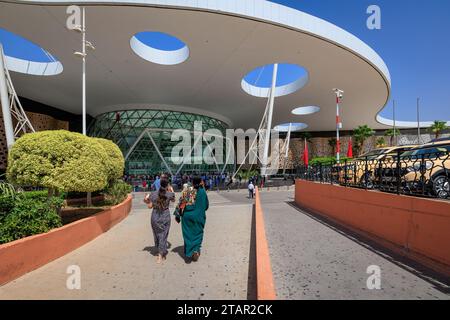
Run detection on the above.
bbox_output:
[248,181,255,199]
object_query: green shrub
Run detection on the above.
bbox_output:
[0,180,19,223]
[20,190,50,202]
[7,130,110,193]
[0,195,14,223]
[0,195,63,244]
[103,180,132,206]
[310,156,351,166]
[93,138,125,182]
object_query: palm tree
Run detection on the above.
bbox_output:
[328,138,337,156]
[376,137,386,148]
[384,128,401,146]
[428,121,448,139]
[298,132,312,142]
[353,125,375,156]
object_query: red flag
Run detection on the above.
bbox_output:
[303,138,309,166]
[347,138,353,158]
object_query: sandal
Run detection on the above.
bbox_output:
[192,252,200,262]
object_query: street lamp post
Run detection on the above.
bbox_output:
[72,7,95,135]
[393,99,397,146]
[417,98,421,144]
[333,88,344,164]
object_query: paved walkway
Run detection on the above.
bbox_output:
[0,191,253,300]
[1,188,449,300]
[260,189,450,300]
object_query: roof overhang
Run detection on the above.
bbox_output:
[0,0,391,131]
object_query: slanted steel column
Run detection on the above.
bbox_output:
[282,123,292,175]
[261,63,278,177]
[0,44,15,149]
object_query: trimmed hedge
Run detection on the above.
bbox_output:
[93,138,125,183]
[7,130,124,193]
[0,191,64,244]
[104,180,132,206]
[309,156,351,166]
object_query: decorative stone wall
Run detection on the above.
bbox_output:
[281,133,450,169]
[0,109,69,170]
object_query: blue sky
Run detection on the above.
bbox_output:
[270,0,450,122]
[0,28,53,62]
[244,63,307,87]
[1,1,449,122]
[134,31,186,51]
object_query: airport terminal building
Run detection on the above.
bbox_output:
[0,0,393,176]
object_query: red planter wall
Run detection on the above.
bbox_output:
[0,195,132,286]
[295,180,450,277]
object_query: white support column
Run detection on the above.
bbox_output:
[146,131,173,175]
[82,7,87,135]
[262,63,278,177]
[282,123,292,175]
[0,44,15,149]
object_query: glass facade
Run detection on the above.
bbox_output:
[89,110,234,175]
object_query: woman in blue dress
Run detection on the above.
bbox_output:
[144,179,175,264]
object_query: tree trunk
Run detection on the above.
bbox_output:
[47,188,54,199]
[48,188,62,218]
[87,192,92,207]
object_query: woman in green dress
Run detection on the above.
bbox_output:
[179,176,209,262]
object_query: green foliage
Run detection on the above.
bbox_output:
[0,195,14,224]
[93,138,125,182]
[238,169,259,180]
[21,190,53,201]
[0,179,19,223]
[384,128,401,146]
[103,180,132,206]
[0,180,17,199]
[328,138,337,147]
[0,193,63,244]
[353,125,375,155]
[384,128,401,137]
[6,130,125,193]
[428,121,449,139]
[310,156,351,166]
[298,132,313,142]
[376,137,386,148]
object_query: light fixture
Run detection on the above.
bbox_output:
[73,51,86,57]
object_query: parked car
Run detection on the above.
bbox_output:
[399,140,450,198]
[341,145,417,188]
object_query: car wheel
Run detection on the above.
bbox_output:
[360,175,374,189]
[433,175,449,199]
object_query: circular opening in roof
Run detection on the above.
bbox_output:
[0,28,63,76]
[130,31,189,65]
[292,106,320,115]
[274,123,308,132]
[241,63,308,98]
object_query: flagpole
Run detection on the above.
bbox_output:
[417,98,421,144]
[333,89,344,163]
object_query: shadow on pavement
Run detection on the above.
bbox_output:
[143,242,172,257]
[246,204,257,300]
[287,201,450,294]
[172,245,192,264]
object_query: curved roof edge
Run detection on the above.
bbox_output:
[376,115,450,129]
[8,0,391,86]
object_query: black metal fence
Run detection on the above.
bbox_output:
[296,150,450,200]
